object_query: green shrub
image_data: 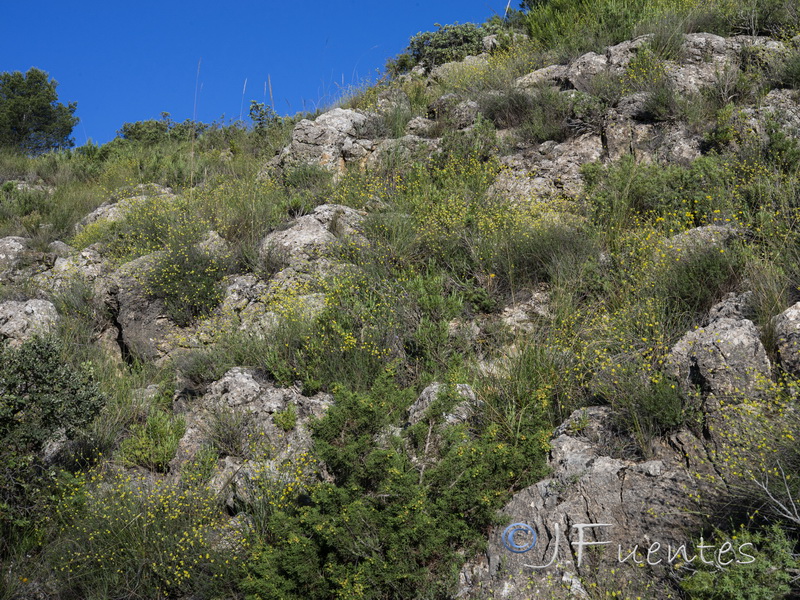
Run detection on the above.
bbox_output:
[775,50,800,89]
[518,85,572,143]
[273,405,297,431]
[680,524,795,599]
[480,88,536,129]
[145,245,227,327]
[597,362,688,457]
[50,468,243,600]
[435,114,498,165]
[242,377,549,600]
[205,406,254,457]
[655,243,745,317]
[119,410,185,472]
[0,336,105,557]
[389,23,485,74]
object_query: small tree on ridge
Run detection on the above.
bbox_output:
[0,67,78,155]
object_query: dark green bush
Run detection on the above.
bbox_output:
[241,377,549,600]
[391,22,485,74]
[0,336,105,556]
[480,88,536,129]
[680,524,795,599]
[774,50,800,89]
[656,244,745,318]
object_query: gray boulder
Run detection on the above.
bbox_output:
[0,236,28,274]
[172,368,334,506]
[660,224,739,260]
[667,293,770,405]
[0,237,52,284]
[0,299,60,346]
[258,204,366,270]
[564,52,609,92]
[406,382,479,427]
[458,406,719,599]
[515,64,567,89]
[265,108,384,178]
[495,132,603,199]
[33,247,108,293]
[404,116,437,137]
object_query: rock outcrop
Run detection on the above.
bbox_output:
[667,293,770,404]
[102,253,179,362]
[458,406,720,600]
[172,368,334,507]
[0,299,60,346]
[264,108,384,178]
[258,203,366,271]
[773,301,800,375]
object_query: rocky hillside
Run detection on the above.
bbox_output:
[3,5,800,600]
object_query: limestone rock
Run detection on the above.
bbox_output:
[103,253,179,362]
[667,301,770,402]
[515,64,567,89]
[33,247,108,293]
[773,302,800,375]
[366,135,439,169]
[496,133,603,199]
[258,204,365,270]
[0,236,29,280]
[406,382,478,427]
[76,184,177,232]
[172,368,334,506]
[404,116,437,137]
[458,406,718,599]
[264,108,383,178]
[0,299,60,346]
[660,224,739,259]
[564,52,609,92]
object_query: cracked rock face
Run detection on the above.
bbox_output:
[494,133,603,200]
[103,253,179,363]
[0,236,28,275]
[666,301,770,405]
[458,407,718,600]
[33,247,108,293]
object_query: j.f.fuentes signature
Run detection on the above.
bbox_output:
[502,522,756,569]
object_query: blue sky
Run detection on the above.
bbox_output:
[2,1,513,145]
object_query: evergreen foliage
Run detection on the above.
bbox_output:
[0,68,78,155]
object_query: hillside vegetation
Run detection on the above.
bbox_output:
[2,1,800,598]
